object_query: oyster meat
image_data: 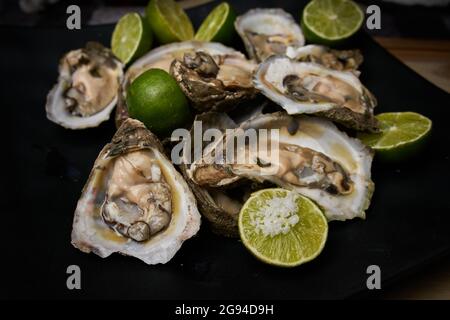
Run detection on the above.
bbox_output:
[187,112,374,221]
[235,8,305,62]
[254,56,378,131]
[286,45,363,73]
[72,118,201,264]
[46,42,123,129]
[170,51,257,112]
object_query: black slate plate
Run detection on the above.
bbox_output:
[1,0,450,299]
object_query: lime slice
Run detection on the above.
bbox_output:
[111,13,152,64]
[195,2,236,43]
[239,188,328,267]
[358,112,432,159]
[301,0,364,45]
[145,0,194,44]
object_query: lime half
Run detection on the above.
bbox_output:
[239,188,328,267]
[146,0,194,44]
[111,13,152,64]
[358,112,432,159]
[195,2,236,43]
[301,0,364,45]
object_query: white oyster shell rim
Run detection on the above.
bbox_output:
[235,8,305,60]
[124,41,246,84]
[233,114,374,221]
[71,124,201,265]
[46,49,124,130]
[253,55,366,115]
[46,80,119,130]
[286,116,374,221]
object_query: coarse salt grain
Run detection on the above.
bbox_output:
[251,192,300,237]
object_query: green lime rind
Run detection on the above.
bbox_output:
[195,2,237,43]
[358,112,432,161]
[239,188,328,268]
[111,13,152,64]
[133,16,152,60]
[301,0,364,45]
[145,0,194,44]
[126,69,191,137]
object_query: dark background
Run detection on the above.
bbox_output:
[1,0,449,39]
[1,0,449,300]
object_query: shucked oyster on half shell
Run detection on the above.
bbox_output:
[46,42,123,129]
[188,112,374,221]
[178,112,241,237]
[178,111,271,237]
[235,8,305,62]
[254,56,378,131]
[71,118,201,264]
[116,41,256,126]
[286,45,364,73]
[170,51,257,112]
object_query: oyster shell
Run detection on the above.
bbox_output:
[46,42,123,129]
[254,56,378,131]
[188,112,374,221]
[170,51,257,112]
[286,45,363,73]
[71,118,201,264]
[235,8,305,62]
[116,41,253,126]
[180,112,240,237]
[125,42,240,83]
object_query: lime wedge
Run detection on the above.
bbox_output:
[195,2,236,43]
[111,13,152,64]
[358,112,432,159]
[239,188,328,267]
[301,0,364,45]
[146,0,194,44]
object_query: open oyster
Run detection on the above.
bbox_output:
[170,51,257,112]
[178,111,271,237]
[286,45,364,73]
[71,118,201,264]
[235,8,305,62]
[178,112,241,236]
[116,41,254,126]
[46,42,123,129]
[187,112,374,221]
[254,56,378,131]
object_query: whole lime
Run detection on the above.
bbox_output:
[126,69,191,136]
